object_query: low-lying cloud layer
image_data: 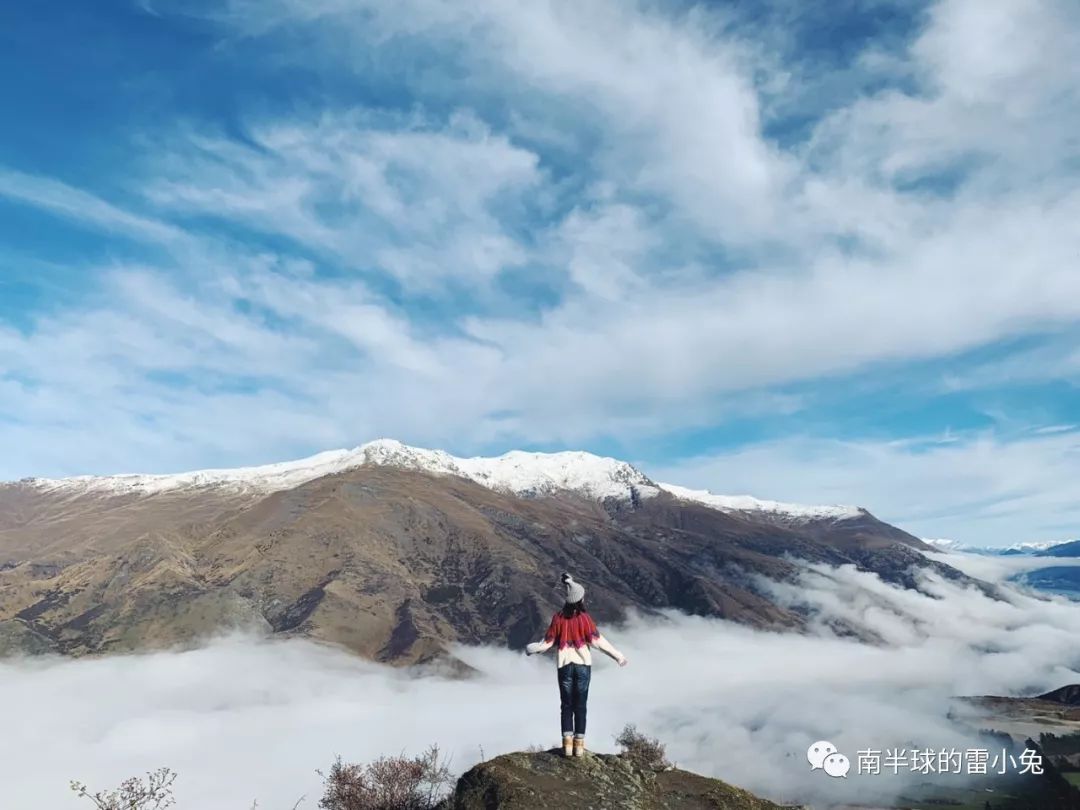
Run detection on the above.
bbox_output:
[5,556,1080,809]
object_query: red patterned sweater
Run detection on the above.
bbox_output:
[526,611,626,667]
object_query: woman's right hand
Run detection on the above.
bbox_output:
[618,656,628,667]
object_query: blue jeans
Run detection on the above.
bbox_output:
[558,663,591,737]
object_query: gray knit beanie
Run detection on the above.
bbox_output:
[561,572,585,605]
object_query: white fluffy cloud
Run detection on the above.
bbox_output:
[2,0,1079,548]
[650,428,1080,546]
[4,558,1079,809]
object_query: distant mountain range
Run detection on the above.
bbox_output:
[0,440,976,663]
[924,537,1080,556]
[924,537,1080,602]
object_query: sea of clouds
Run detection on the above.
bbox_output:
[4,552,1080,809]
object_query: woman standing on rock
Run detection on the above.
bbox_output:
[525,573,628,758]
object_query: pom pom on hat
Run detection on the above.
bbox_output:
[561,572,585,604]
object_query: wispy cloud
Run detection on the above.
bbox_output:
[650,427,1080,546]
[0,168,184,244]
[2,0,1079,544]
[142,112,541,287]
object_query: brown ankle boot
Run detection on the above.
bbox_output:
[562,736,574,757]
[573,737,585,757]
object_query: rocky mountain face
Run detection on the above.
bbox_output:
[441,749,791,810]
[1039,684,1080,706]
[0,441,973,663]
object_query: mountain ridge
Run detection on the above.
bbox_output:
[924,537,1077,555]
[11,438,864,523]
[0,442,957,664]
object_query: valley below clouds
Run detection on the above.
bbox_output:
[6,554,1080,810]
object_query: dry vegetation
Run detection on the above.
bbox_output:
[70,747,453,810]
[70,730,680,809]
[317,746,453,810]
[70,768,178,810]
[614,723,671,770]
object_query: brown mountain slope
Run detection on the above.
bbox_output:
[0,465,971,663]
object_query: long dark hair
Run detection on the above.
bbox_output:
[561,599,587,619]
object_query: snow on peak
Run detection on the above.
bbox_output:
[658,483,864,521]
[354,439,660,500]
[1003,539,1074,553]
[19,439,865,522]
[922,538,969,552]
[454,449,658,500]
[22,439,660,502]
[922,537,1075,555]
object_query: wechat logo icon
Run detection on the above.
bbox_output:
[807,741,850,778]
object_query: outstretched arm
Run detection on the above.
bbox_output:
[526,614,559,656]
[590,633,628,666]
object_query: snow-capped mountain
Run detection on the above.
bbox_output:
[659,483,863,521]
[18,439,862,523]
[923,537,1074,555]
[22,439,658,501]
[1,440,944,663]
[1004,539,1076,554]
[922,538,969,552]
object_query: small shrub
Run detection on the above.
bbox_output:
[318,745,453,810]
[70,767,177,810]
[615,724,670,771]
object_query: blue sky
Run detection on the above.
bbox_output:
[2,0,1079,545]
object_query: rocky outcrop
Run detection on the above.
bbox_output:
[442,749,792,810]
